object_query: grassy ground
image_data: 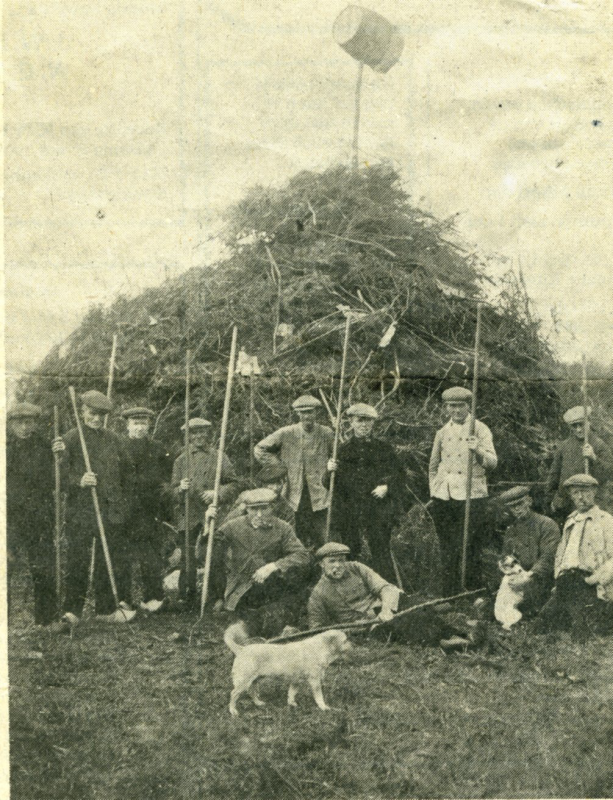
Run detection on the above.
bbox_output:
[9,567,613,800]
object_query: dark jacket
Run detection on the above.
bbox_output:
[502,510,560,580]
[6,432,54,540]
[546,433,613,510]
[123,436,172,523]
[61,426,132,528]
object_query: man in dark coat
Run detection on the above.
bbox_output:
[6,402,56,626]
[56,390,135,628]
[546,405,613,524]
[121,407,172,612]
[328,403,406,584]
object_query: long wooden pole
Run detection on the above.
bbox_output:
[582,353,590,475]
[352,61,364,169]
[461,302,483,591]
[249,372,255,483]
[184,349,192,590]
[68,386,119,608]
[200,326,238,616]
[325,314,352,542]
[53,406,62,612]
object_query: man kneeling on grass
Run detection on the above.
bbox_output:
[308,543,483,650]
[534,473,613,640]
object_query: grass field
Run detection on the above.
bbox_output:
[8,566,613,800]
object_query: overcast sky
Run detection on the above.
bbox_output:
[5,0,612,389]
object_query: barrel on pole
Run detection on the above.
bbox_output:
[333,5,404,74]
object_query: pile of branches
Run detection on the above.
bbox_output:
[25,162,563,497]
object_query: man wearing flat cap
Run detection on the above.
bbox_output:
[546,406,613,524]
[327,403,406,583]
[498,486,560,616]
[308,543,481,649]
[254,394,334,549]
[429,386,498,594]
[55,390,134,627]
[214,488,311,636]
[225,464,295,527]
[171,416,238,608]
[6,402,57,625]
[121,407,172,612]
[535,474,613,638]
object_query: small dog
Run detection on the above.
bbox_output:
[495,554,528,630]
[223,621,351,717]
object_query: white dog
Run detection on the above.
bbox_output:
[495,554,529,630]
[223,622,351,717]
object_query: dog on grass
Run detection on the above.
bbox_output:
[223,621,351,717]
[495,554,528,630]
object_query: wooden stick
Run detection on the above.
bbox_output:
[352,61,364,169]
[184,349,192,588]
[461,302,482,591]
[325,314,352,542]
[68,386,119,608]
[267,588,485,643]
[104,333,118,429]
[53,406,62,611]
[200,326,238,617]
[249,372,255,483]
[582,353,590,475]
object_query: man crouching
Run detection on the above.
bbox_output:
[534,473,613,639]
[308,543,481,650]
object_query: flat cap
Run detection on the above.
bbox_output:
[498,485,531,505]
[563,473,599,489]
[243,488,277,507]
[181,417,212,432]
[292,394,322,411]
[442,386,472,403]
[256,464,288,484]
[315,542,351,560]
[81,390,113,412]
[8,402,42,420]
[346,403,378,419]
[121,406,154,419]
[563,406,591,425]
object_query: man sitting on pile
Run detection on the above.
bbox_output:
[535,474,613,639]
[213,488,312,637]
[308,543,483,650]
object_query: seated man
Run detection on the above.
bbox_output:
[498,485,560,617]
[215,488,312,637]
[224,464,295,527]
[308,542,481,649]
[535,474,613,639]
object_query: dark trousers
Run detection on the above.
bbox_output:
[64,520,131,616]
[8,524,57,626]
[429,497,488,595]
[295,485,327,550]
[178,524,202,606]
[534,569,613,640]
[235,567,309,638]
[129,523,165,603]
[335,501,397,584]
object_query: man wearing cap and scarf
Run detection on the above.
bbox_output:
[171,417,238,608]
[6,402,57,626]
[121,407,173,613]
[225,464,295,527]
[254,394,334,549]
[535,474,613,638]
[429,386,498,594]
[308,543,481,649]
[55,390,135,627]
[327,403,406,583]
[498,486,560,616]
[546,406,613,524]
[215,488,311,636]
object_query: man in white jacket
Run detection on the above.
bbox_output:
[429,386,497,594]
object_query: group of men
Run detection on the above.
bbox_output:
[6,382,613,644]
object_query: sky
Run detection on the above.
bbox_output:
[5,0,613,392]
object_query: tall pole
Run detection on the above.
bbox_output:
[461,302,483,591]
[200,326,238,616]
[352,62,364,169]
[53,406,62,612]
[184,349,192,589]
[104,333,118,429]
[582,353,590,475]
[325,314,352,542]
[249,372,255,483]
[68,386,120,608]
